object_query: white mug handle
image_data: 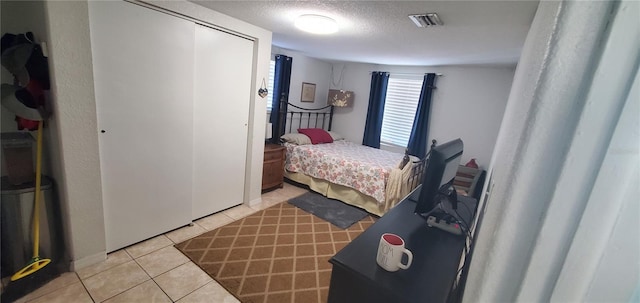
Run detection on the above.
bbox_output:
[397,248,413,270]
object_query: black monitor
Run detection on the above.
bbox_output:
[414,138,463,217]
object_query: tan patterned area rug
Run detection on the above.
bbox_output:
[175,202,376,303]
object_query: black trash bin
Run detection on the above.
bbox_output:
[1,175,65,278]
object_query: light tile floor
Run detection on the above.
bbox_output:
[8,183,308,303]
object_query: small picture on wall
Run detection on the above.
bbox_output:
[301,82,316,102]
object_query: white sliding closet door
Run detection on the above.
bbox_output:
[89,1,194,251]
[192,25,253,219]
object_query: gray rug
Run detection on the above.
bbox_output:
[288,192,369,229]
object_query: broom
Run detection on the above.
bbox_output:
[1,121,59,303]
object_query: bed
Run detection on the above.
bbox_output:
[275,102,430,216]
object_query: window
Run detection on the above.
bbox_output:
[380,76,423,147]
[266,59,275,111]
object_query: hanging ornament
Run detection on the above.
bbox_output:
[258,78,268,98]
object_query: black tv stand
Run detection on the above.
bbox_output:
[328,193,477,303]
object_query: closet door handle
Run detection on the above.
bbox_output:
[101,130,106,133]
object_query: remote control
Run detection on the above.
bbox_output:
[426,215,464,236]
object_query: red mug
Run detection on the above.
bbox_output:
[376,233,413,272]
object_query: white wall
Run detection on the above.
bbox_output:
[464,0,639,301]
[424,66,514,168]
[326,62,374,143]
[271,47,332,111]
[331,63,514,167]
[44,0,106,268]
[554,67,639,302]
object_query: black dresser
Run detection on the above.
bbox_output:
[328,191,477,303]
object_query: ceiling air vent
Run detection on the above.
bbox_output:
[408,13,443,27]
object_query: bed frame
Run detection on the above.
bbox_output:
[276,102,433,214]
[403,139,437,189]
[277,102,335,134]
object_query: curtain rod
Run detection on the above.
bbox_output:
[369,71,444,76]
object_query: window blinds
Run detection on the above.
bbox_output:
[266,59,276,111]
[380,76,423,147]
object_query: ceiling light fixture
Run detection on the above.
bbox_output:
[295,14,338,34]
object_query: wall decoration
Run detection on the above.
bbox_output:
[301,82,316,102]
[328,89,354,107]
[258,77,268,98]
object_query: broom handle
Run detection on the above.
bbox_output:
[32,121,43,258]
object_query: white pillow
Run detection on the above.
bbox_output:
[280,133,312,145]
[327,131,344,141]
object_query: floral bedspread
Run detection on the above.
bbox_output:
[284,141,404,204]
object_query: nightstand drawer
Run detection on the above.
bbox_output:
[264,149,284,161]
[262,162,279,179]
[262,144,286,192]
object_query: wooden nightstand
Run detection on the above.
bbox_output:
[262,144,286,192]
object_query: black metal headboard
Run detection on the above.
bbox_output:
[279,102,334,136]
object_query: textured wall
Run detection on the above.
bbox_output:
[329,63,514,167]
[424,66,514,168]
[463,0,638,301]
[44,0,106,267]
[271,46,332,111]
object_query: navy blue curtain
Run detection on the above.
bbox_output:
[407,73,437,157]
[269,55,292,143]
[362,72,389,148]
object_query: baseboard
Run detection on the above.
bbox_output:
[70,251,107,271]
[248,196,263,207]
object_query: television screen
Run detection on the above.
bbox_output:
[414,138,463,216]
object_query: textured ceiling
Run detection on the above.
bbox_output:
[192,1,539,66]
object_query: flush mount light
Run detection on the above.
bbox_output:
[295,14,338,34]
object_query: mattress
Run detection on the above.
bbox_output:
[284,140,405,207]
